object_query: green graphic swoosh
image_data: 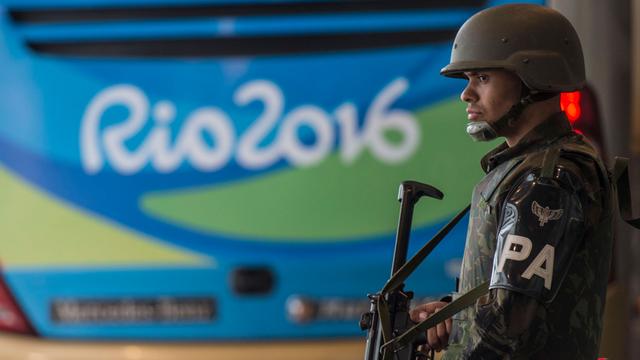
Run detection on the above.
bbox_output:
[141,98,499,241]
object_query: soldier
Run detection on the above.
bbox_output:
[410,4,614,359]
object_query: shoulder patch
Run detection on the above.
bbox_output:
[531,201,564,226]
[490,170,586,302]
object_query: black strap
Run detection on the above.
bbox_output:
[540,147,561,178]
[381,205,471,295]
[613,157,640,229]
[382,281,490,353]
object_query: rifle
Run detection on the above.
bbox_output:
[360,181,478,360]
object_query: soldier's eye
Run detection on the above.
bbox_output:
[478,74,489,82]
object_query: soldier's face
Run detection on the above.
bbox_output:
[460,70,522,124]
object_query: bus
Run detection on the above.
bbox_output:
[0,0,542,358]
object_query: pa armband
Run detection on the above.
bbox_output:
[489,171,585,303]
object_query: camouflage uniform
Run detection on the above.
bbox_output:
[442,112,613,359]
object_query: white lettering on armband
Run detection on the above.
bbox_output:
[522,245,554,290]
[497,234,555,290]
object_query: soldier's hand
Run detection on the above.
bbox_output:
[410,301,452,352]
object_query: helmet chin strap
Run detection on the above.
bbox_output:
[466,87,555,142]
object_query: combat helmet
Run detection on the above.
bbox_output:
[441,4,585,141]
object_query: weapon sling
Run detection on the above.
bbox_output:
[373,203,490,358]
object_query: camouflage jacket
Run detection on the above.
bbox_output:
[442,113,613,359]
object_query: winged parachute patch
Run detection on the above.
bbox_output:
[531,201,563,227]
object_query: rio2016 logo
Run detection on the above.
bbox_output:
[80,77,420,175]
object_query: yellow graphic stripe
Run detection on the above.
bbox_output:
[0,165,212,268]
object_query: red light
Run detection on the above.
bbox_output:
[566,103,580,121]
[561,85,604,154]
[0,275,35,335]
[564,91,580,102]
[561,91,581,123]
